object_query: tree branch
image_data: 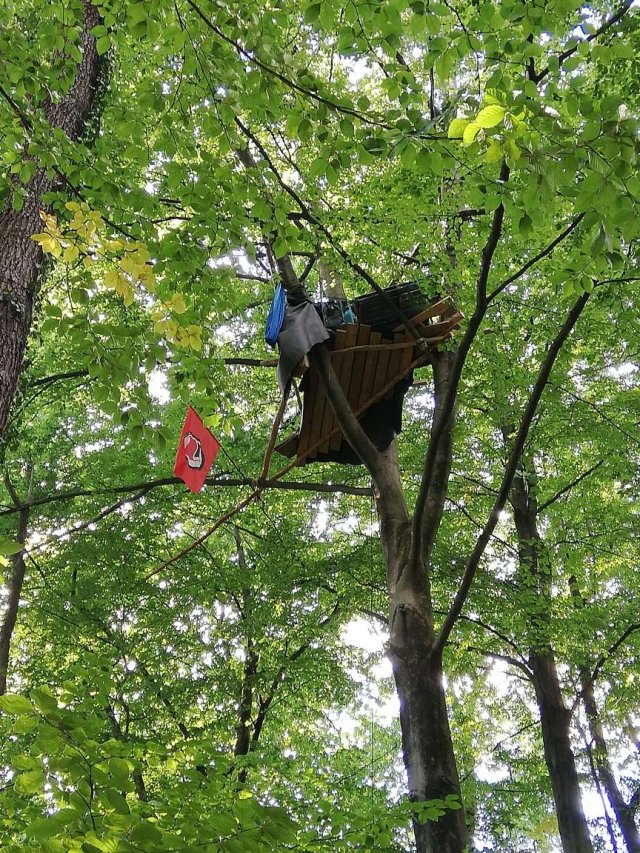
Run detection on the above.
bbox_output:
[486,213,585,304]
[534,0,635,83]
[537,460,604,513]
[432,291,591,661]
[410,163,509,562]
[583,623,640,698]
[0,477,372,518]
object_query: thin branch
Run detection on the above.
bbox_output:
[27,369,89,388]
[432,291,591,660]
[537,460,604,513]
[534,0,635,83]
[486,213,585,304]
[584,623,640,698]
[235,117,423,340]
[184,0,443,136]
[410,163,510,557]
[0,477,372,518]
[24,488,152,557]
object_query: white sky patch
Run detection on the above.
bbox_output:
[148,368,170,403]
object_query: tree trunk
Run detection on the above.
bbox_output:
[569,577,640,852]
[377,442,469,853]
[530,650,594,853]
[0,0,104,439]
[0,497,30,695]
[510,468,594,853]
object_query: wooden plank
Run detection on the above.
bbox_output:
[392,297,452,332]
[370,334,392,402]
[330,324,369,452]
[317,329,347,455]
[400,328,414,373]
[297,368,324,458]
[327,324,358,453]
[416,311,463,339]
[357,331,382,411]
[383,332,406,399]
[330,340,414,354]
[347,325,372,410]
[286,349,430,467]
[274,434,299,458]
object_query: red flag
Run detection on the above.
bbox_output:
[173,406,220,493]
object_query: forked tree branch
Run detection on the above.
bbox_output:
[537,460,603,513]
[486,213,585,304]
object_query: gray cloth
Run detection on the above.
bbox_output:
[277,301,329,392]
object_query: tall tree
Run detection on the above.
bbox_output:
[0,1,639,851]
[0,0,105,438]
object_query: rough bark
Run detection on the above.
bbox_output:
[0,0,104,439]
[510,468,594,853]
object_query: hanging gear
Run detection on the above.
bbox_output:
[264,282,286,347]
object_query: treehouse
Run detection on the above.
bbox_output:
[273,284,462,466]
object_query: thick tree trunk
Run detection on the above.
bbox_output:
[0,0,104,438]
[377,443,468,853]
[510,469,594,853]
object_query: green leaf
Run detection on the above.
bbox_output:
[0,694,33,714]
[103,787,131,814]
[447,117,469,139]
[304,3,322,23]
[462,121,481,144]
[25,818,58,839]
[14,769,45,794]
[0,536,24,556]
[109,757,130,785]
[96,35,111,55]
[475,105,506,128]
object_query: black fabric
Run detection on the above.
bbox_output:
[276,301,330,393]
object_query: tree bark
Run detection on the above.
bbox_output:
[309,343,468,852]
[570,578,640,852]
[0,0,104,439]
[0,469,32,695]
[510,468,594,853]
[377,442,469,853]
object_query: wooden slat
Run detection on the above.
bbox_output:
[297,369,324,458]
[415,311,463,339]
[370,333,392,402]
[383,331,406,399]
[357,331,382,411]
[330,340,414,354]
[346,325,372,410]
[327,324,359,452]
[317,329,347,455]
[400,329,414,373]
[392,297,452,332]
[274,434,299,458]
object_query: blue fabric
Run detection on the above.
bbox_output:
[264,283,286,347]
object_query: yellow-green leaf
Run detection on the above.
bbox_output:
[475,105,506,128]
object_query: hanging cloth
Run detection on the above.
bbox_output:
[264,282,286,347]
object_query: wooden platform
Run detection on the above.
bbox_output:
[275,297,462,463]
